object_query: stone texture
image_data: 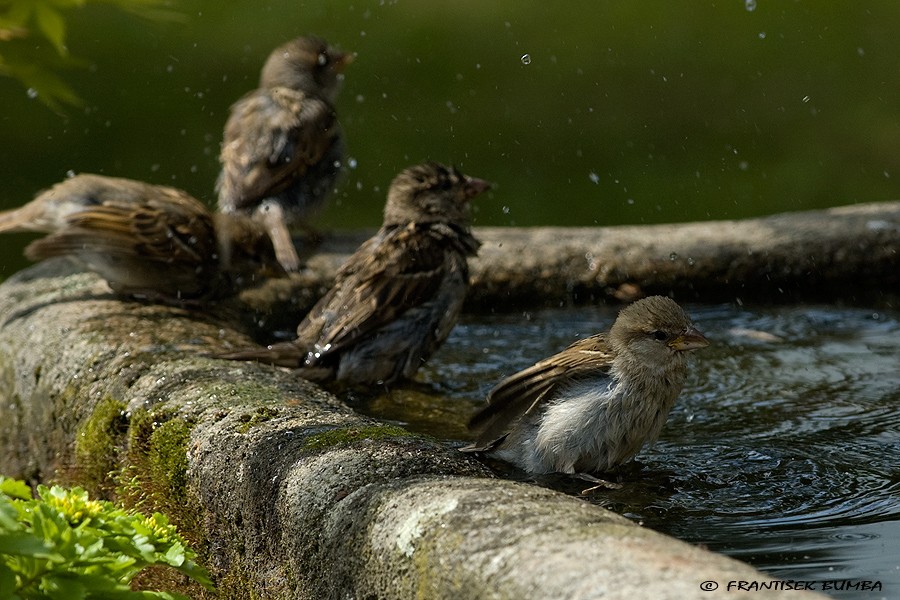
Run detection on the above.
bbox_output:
[0,204,881,598]
[242,202,899,333]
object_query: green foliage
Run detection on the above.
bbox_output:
[0,476,212,599]
[0,0,183,110]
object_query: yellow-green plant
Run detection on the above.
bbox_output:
[0,0,182,110]
[0,476,212,599]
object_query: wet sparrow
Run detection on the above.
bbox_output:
[3,174,283,303]
[463,296,709,489]
[217,36,352,272]
[219,162,491,386]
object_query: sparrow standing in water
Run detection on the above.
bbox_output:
[219,162,491,386]
[463,296,709,491]
[1,174,283,303]
[217,36,352,272]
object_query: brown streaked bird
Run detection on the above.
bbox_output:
[463,296,709,489]
[217,35,352,272]
[1,174,283,303]
[219,162,491,386]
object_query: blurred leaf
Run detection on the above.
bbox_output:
[0,0,185,110]
[39,574,88,600]
[0,1,34,29]
[33,3,67,55]
[0,531,56,557]
[0,562,16,598]
[0,478,32,501]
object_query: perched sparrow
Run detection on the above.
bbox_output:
[463,296,709,488]
[219,162,491,386]
[217,36,352,272]
[2,174,283,303]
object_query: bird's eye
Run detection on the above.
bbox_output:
[652,330,668,341]
[317,53,329,67]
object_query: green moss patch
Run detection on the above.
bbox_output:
[302,424,425,452]
[73,396,129,497]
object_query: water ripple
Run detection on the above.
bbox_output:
[363,302,900,594]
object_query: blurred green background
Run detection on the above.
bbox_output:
[1,1,899,276]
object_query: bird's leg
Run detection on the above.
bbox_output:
[575,472,623,494]
[257,201,301,272]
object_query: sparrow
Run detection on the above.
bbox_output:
[217,36,352,272]
[1,174,283,303]
[219,162,491,386]
[462,296,709,490]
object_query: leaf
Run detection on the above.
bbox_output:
[0,479,32,502]
[1,62,82,111]
[0,1,35,29]
[39,573,88,600]
[0,562,17,599]
[162,541,185,567]
[0,531,58,558]
[34,3,68,55]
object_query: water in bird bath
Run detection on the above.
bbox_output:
[355,302,900,599]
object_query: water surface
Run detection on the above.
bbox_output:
[359,302,900,599]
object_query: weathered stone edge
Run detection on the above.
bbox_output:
[239,201,900,332]
[0,261,824,598]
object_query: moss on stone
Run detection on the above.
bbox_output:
[118,409,203,543]
[208,380,287,405]
[237,406,282,433]
[73,396,128,497]
[303,424,426,452]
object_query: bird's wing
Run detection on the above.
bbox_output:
[26,194,215,266]
[220,88,338,210]
[297,225,452,361]
[465,333,615,451]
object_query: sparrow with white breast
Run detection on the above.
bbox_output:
[463,296,709,490]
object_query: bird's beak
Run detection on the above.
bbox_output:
[334,51,355,71]
[464,177,492,199]
[668,325,710,352]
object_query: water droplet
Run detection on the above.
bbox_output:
[588,172,600,184]
[502,206,510,215]
[802,95,811,103]
[669,252,679,261]
[355,94,365,103]
[626,198,635,205]
[687,257,696,266]
[758,31,766,39]
[744,0,756,11]
[66,170,76,178]
[857,47,865,57]
[738,160,749,171]
[520,53,532,65]
[348,157,358,169]
[26,88,38,99]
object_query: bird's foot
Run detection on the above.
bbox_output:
[575,472,623,494]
